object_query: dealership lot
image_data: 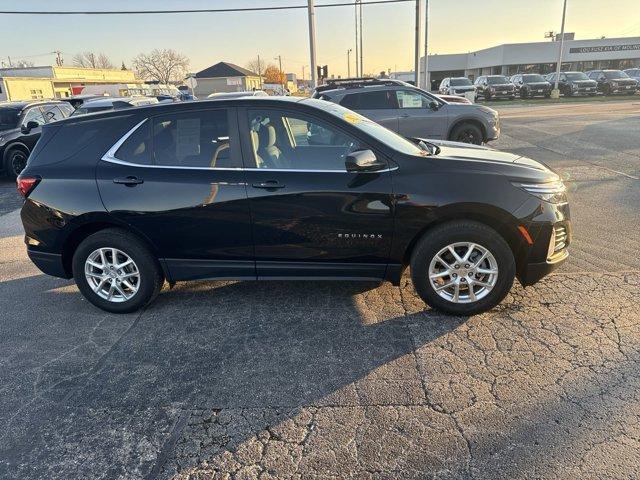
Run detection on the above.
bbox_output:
[0,100,639,479]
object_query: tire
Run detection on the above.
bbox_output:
[450,123,483,145]
[4,147,29,180]
[72,228,164,313]
[485,91,492,101]
[410,221,515,316]
[520,88,528,99]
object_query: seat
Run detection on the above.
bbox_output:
[258,125,288,169]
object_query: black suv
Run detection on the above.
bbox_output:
[510,74,552,98]
[18,97,570,315]
[545,72,597,96]
[1,100,74,178]
[586,69,638,95]
[474,75,516,101]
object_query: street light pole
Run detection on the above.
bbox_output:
[354,1,359,77]
[414,0,422,87]
[423,0,429,90]
[552,0,568,98]
[347,49,352,77]
[359,0,363,76]
[308,0,318,89]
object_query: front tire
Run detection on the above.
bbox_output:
[4,147,29,180]
[450,123,483,145]
[410,221,515,316]
[72,228,164,313]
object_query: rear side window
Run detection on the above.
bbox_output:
[152,109,238,168]
[340,90,395,109]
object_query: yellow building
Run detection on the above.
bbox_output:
[0,66,137,101]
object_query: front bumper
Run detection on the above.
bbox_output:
[609,84,637,94]
[519,249,568,286]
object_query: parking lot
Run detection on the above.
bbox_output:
[1,99,639,479]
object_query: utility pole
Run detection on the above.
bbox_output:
[308,0,318,89]
[422,0,429,90]
[53,50,63,66]
[414,0,422,87]
[347,49,352,77]
[359,0,363,76]
[7,56,12,67]
[275,55,284,94]
[354,1,359,77]
[257,54,263,88]
[551,0,568,99]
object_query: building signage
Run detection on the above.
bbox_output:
[226,77,242,86]
[569,44,640,54]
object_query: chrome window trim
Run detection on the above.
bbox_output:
[101,117,398,173]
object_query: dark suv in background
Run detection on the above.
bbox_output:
[18,97,569,316]
[1,100,74,178]
[510,74,552,98]
[586,69,638,95]
[474,75,516,101]
[314,78,500,145]
[545,72,597,96]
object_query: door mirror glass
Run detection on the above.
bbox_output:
[345,149,386,172]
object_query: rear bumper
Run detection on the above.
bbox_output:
[27,248,70,279]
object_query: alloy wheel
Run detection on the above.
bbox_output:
[10,151,28,177]
[84,247,140,303]
[428,242,498,304]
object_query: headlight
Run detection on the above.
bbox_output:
[512,180,567,203]
[571,83,578,90]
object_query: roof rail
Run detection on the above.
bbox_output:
[314,77,410,93]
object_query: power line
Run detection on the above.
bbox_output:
[0,0,413,15]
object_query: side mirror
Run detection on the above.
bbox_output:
[21,121,40,134]
[345,150,386,173]
[428,100,440,111]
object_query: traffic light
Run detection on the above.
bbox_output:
[317,65,329,82]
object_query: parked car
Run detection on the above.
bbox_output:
[438,77,475,97]
[313,78,500,145]
[546,72,597,96]
[586,69,638,95]
[510,74,552,98]
[623,68,640,83]
[474,75,516,101]
[1,100,74,178]
[60,94,107,109]
[71,96,159,116]
[18,97,570,315]
[207,90,269,99]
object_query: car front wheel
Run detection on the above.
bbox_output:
[450,123,483,145]
[72,229,164,313]
[4,147,29,180]
[410,221,515,316]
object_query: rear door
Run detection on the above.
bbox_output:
[339,90,399,132]
[395,89,447,139]
[96,107,255,281]
[240,106,395,279]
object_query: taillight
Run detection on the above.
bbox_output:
[16,175,40,198]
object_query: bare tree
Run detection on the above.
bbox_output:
[132,49,190,84]
[12,59,35,68]
[245,58,263,76]
[72,52,115,69]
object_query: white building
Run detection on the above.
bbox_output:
[422,35,640,90]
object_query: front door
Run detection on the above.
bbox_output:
[240,107,395,280]
[395,89,448,139]
[96,107,255,281]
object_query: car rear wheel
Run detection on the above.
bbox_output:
[72,229,164,313]
[4,147,29,180]
[450,123,483,145]
[410,221,515,316]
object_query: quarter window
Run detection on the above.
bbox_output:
[247,109,364,171]
[115,121,152,165]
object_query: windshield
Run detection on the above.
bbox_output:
[450,78,472,86]
[605,71,629,79]
[320,101,427,156]
[0,109,20,129]
[487,76,510,85]
[523,74,546,83]
[566,72,589,81]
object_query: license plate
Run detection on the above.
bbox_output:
[537,89,543,93]
[626,86,631,89]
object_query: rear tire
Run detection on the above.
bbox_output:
[450,123,483,145]
[72,228,164,313]
[410,221,515,316]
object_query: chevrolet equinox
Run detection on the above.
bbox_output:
[18,97,570,315]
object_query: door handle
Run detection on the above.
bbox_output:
[400,113,410,118]
[113,176,144,186]
[252,181,285,189]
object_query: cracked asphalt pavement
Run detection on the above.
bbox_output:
[1,100,639,479]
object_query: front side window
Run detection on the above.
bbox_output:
[22,108,46,127]
[395,90,431,109]
[41,105,65,123]
[152,109,237,168]
[247,109,363,171]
